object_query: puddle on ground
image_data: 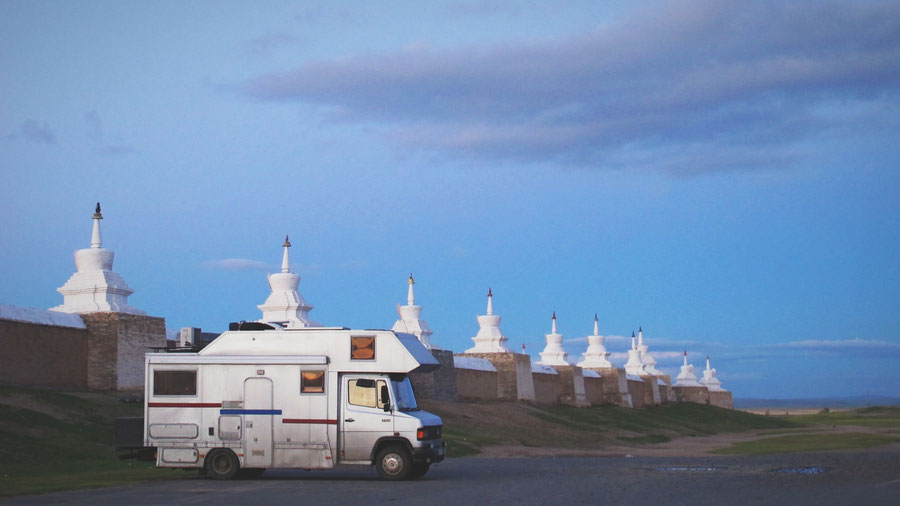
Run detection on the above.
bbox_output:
[772,466,826,475]
[655,467,723,472]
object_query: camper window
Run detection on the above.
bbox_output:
[348,379,388,409]
[301,370,325,393]
[350,336,375,360]
[154,370,197,396]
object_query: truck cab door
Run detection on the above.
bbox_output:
[340,376,393,463]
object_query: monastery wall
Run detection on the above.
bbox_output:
[409,349,459,402]
[81,313,166,391]
[583,376,605,405]
[0,318,88,388]
[673,385,710,405]
[627,378,648,408]
[552,365,589,407]
[709,390,734,409]
[458,352,535,401]
[455,368,499,400]
[532,370,564,405]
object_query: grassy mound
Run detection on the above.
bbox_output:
[0,385,179,497]
[420,400,796,457]
[712,432,900,455]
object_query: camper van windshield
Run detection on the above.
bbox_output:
[391,376,419,411]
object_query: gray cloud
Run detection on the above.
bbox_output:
[84,110,103,140]
[8,120,57,145]
[202,258,276,271]
[240,0,900,174]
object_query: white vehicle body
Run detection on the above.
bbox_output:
[143,325,444,480]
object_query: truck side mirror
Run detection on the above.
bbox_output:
[380,385,391,412]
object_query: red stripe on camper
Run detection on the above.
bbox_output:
[148,402,222,408]
[282,418,338,425]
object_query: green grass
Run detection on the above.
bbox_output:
[711,432,900,455]
[423,400,796,456]
[0,385,181,497]
[786,407,900,428]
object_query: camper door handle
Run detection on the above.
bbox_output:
[344,418,355,422]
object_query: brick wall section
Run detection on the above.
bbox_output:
[655,375,672,403]
[80,313,166,391]
[115,314,166,390]
[0,318,88,388]
[410,349,459,402]
[532,371,564,405]
[552,365,589,407]
[673,385,710,405]
[457,352,535,401]
[627,379,647,408]
[583,367,632,407]
[455,368,499,401]
[643,377,661,406]
[583,376,605,405]
[708,390,734,409]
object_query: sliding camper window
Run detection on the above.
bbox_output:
[350,336,376,360]
[153,370,197,396]
[301,370,325,393]
[347,378,387,409]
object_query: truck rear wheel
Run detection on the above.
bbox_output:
[375,445,412,480]
[205,449,240,480]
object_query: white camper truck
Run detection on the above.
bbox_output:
[142,323,444,480]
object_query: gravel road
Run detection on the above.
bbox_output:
[5,447,899,505]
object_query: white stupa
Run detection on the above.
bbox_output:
[674,351,701,387]
[257,235,320,328]
[52,203,145,315]
[465,288,510,353]
[537,312,569,366]
[577,314,614,368]
[624,331,648,376]
[699,355,725,391]
[391,274,435,349]
[637,327,664,375]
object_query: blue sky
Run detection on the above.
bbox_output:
[1,0,898,398]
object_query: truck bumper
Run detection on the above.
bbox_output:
[412,441,445,464]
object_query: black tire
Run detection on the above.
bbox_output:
[374,445,412,480]
[238,468,266,479]
[205,449,240,480]
[409,462,430,479]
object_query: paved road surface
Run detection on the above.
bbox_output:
[5,450,899,505]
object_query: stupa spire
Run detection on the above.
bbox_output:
[52,202,144,315]
[258,235,319,328]
[392,273,434,349]
[281,235,291,273]
[577,314,614,369]
[91,202,103,248]
[465,287,509,353]
[631,331,636,350]
[674,350,701,387]
[538,311,568,365]
[638,326,644,346]
[699,354,725,391]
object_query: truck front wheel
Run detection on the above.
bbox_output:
[410,462,430,479]
[375,445,412,480]
[205,449,240,480]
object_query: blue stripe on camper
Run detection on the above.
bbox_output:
[219,409,283,415]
